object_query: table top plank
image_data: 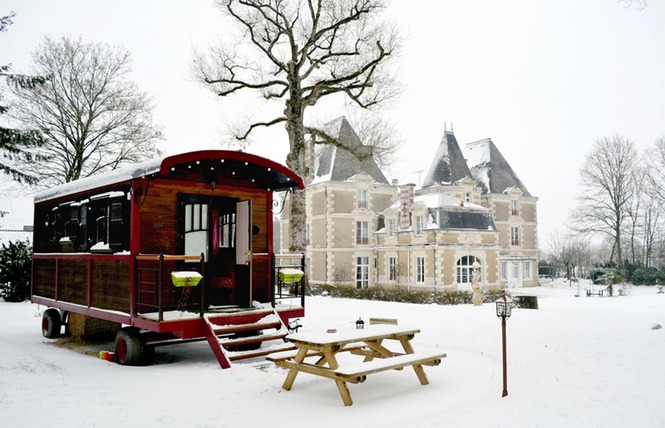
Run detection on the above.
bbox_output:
[285,325,421,347]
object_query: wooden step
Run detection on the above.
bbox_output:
[228,342,297,362]
[206,309,278,327]
[219,330,288,348]
[207,307,274,319]
[211,318,283,336]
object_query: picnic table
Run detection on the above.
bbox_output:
[267,325,446,406]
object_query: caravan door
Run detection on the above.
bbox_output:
[235,200,252,307]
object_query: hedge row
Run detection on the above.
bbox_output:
[310,284,506,305]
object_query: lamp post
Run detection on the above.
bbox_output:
[495,292,513,398]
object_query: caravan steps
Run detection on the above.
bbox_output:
[202,308,296,367]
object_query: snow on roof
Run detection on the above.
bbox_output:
[414,192,487,211]
[422,131,471,188]
[463,138,531,197]
[34,157,162,204]
[34,150,304,204]
[309,117,389,185]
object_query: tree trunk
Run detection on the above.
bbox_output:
[284,70,307,253]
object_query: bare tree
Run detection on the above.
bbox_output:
[570,135,638,268]
[643,138,665,267]
[194,0,400,251]
[647,137,665,201]
[625,165,647,266]
[0,12,45,185]
[640,192,662,267]
[8,36,163,187]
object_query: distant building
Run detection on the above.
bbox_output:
[281,118,538,290]
[0,226,33,245]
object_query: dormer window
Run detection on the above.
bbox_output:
[511,200,519,216]
[358,189,368,209]
[415,215,424,236]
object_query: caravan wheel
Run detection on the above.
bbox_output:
[115,327,144,365]
[42,308,62,339]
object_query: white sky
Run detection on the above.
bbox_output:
[1,0,664,249]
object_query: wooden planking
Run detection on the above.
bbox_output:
[32,258,56,299]
[251,258,270,302]
[58,259,88,305]
[90,259,130,311]
[139,182,270,254]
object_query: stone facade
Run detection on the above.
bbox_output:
[280,119,538,291]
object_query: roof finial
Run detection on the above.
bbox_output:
[451,122,454,134]
[444,121,447,132]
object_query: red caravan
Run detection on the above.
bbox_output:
[31,150,305,368]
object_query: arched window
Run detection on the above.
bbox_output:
[457,256,481,284]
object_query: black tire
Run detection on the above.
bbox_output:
[42,308,62,339]
[114,327,148,365]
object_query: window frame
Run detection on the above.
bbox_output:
[511,200,519,216]
[416,256,425,283]
[456,255,480,284]
[356,220,369,245]
[523,260,532,280]
[388,256,397,281]
[511,226,520,246]
[358,189,368,209]
[415,215,424,236]
[356,256,370,289]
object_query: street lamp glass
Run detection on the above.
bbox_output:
[495,298,512,319]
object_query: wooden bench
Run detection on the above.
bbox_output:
[332,351,446,383]
[369,317,398,325]
[272,351,446,392]
[586,288,607,297]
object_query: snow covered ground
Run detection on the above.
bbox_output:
[2,281,664,428]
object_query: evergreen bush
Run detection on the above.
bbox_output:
[0,239,32,302]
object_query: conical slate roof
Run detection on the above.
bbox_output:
[310,117,389,185]
[421,131,472,188]
[463,138,531,197]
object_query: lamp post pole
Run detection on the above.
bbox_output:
[496,292,512,398]
[501,315,508,397]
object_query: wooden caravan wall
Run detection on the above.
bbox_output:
[138,182,270,254]
[32,256,130,312]
[138,181,271,306]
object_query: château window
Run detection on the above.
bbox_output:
[358,189,368,209]
[511,200,519,216]
[523,261,532,280]
[356,256,369,289]
[415,215,424,236]
[416,257,425,283]
[511,226,520,246]
[389,256,397,281]
[356,221,369,245]
[456,255,480,284]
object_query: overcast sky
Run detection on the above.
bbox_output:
[1,0,664,250]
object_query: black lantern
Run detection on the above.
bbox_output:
[356,317,365,329]
[495,293,513,320]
